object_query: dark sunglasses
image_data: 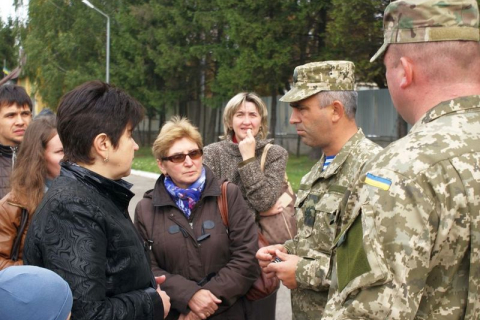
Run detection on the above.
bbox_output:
[161,149,203,163]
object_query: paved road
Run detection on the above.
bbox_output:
[125,170,292,320]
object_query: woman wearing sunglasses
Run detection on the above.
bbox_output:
[135,116,259,320]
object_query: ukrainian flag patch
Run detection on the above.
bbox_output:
[365,173,391,191]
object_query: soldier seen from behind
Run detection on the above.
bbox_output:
[322,0,480,319]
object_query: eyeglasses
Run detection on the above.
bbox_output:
[161,149,203,163]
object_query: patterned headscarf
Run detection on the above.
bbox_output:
[164,167,206,218]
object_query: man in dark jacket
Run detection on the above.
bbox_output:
[0,84,32,198]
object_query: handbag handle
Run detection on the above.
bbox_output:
[261,144,289,183]
[259,144,295,241]
[260,144,273,172]
[217,181,229,228]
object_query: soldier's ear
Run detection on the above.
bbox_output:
[399,57,413,89]
[331,100,344,123]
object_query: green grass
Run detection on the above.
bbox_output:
[132,147,159,173]
[285,155,318,192]
[132,147,318,192]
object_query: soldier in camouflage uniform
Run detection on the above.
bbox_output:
[322,1,480,319]
[256,61,382,320]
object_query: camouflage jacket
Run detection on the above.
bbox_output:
[322,96,480,319]
[284,129,381,320]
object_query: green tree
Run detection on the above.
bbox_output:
[0,18,17,76]
[324,0,389,87]
[23,0,111,108]
[114,0,229,144]
[214,0,331,138]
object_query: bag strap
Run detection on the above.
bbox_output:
[218,181,229,228]
[262,144,290,184]
[11,208,28,261]
[260,143,273,172]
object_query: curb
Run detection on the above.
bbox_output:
[130,169,160,180]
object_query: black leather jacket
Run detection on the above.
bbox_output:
[24,162,164,320]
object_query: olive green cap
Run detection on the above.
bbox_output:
[371,0,480,62]
[280,61,355,103]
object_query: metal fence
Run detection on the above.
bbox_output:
[261,89,401,154]
[137,89,404,155]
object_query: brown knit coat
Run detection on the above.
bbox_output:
[203,136,288,217]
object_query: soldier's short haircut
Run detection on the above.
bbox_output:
[388,41,480,81]
[0,85,33,111]
[318,91,357,119]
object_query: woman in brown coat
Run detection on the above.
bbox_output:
[135,116,259,320]
[0,116,63,270]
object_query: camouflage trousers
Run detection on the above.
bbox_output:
[291,288,328,320]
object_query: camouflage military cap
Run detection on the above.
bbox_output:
[279,61,355,103]
[371,0,480,62]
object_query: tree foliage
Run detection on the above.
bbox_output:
[324,0,389,87]
[0,18,17,74]
[22,0,108,108]
[19,0,475,143]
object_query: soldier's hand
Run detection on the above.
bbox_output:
[238,129,256,160]
[265,250,300,289]
[256,244,286,269]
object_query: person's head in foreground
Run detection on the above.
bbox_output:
[0,265,72,320]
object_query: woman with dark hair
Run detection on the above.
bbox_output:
[24,80,170,320]
[0,116,63,270]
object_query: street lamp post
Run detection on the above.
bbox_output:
[82,0,110,83]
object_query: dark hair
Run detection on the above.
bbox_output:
[10,117,57,213]
[56,80,144,164]
[0,85,33,111]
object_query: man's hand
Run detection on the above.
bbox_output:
[155,276,171,319]
[238,129,256,160]
[264,250,300,289]
[188,289,221,319]
[256,244,287,271]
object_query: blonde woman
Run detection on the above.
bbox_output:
[203,92,289,319]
